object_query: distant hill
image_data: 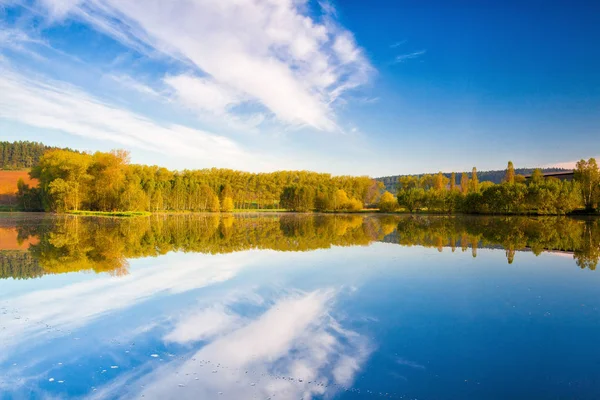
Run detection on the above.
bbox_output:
[376,167,570,193]
[0,141,77,170]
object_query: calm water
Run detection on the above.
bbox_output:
[1,213,600,400]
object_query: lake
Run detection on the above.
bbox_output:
[1,213,599,399]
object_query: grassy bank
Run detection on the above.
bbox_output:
[67,210,151,217]
[233,208,287,213]
[0,205,21,212]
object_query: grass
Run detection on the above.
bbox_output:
[233,208,287,213]
[67,210,151,217]
[0,205,21,212]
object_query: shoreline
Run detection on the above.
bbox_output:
[1,209,599,218]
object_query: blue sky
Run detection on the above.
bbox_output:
[0,0,598,176]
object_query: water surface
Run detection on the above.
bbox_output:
[1,213,600,399]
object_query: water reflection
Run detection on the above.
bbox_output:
[1,214,599,280]
[0,246,377,399]
[1,214,600,399]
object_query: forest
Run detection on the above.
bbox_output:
[0,141,75,170]
[16,148,381,213]
[9,140,600,215]
[2,214,599,280]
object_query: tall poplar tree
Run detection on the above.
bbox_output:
[574,158,600,211]
[469,167,479,193]
[460,173,469,194]
[504,161,515,184]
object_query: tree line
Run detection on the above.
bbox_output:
[377,167,570,192]
[16,149,382,212]
[0,141,77,170]
[11,142,600,215]
[2,213,599,280]
[383,159,600,215]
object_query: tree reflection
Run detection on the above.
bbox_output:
[1,214,599,279]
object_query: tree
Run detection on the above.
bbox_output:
[530,169,544,184]
[280,185,314,212]
[378,191,398,212]
[16,178,42,211]
[469,167,479,193]
[574,158,600,211]
[397,188,425,212]
[221,197,234,212]
[315,191,333,211]
[398,176,418,191]
[504,161,515,184]
[434,171,448,191]
[450,172,456,191]
[333,189,350,211]
[30,150,93,211]
[460,173,469,194]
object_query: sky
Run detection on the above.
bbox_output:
[0,0,599,177]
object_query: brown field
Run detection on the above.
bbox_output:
[0,170,38,205]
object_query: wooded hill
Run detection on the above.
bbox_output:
[0,141,77,170]
[377,168,569,193]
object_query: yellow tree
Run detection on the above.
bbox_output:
[460,173,469,194]
[434,172,445,191]
[378,191,397,212]
[469,167,479,193]
[504,161,515,184]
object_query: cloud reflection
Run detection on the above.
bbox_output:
[92,289,371,400]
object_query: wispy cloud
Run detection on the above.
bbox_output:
[392,49,426,64]
[0,25,47,60]
[390,39,407,48]
[17,0,373,132]
[107,74,162,98]
[0,63,274,170]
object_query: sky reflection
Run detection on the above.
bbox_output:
[2,215,600,399]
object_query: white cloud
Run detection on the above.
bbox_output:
[164,74,244,116]
[108,74,162,97]
[0,26,47,59]
[0,64,274,170]
[26,0,372,131]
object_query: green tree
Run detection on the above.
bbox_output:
[574,158,600,211]
[397,188,425,212]
[30,150,93,212]
[530,169,544,184]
